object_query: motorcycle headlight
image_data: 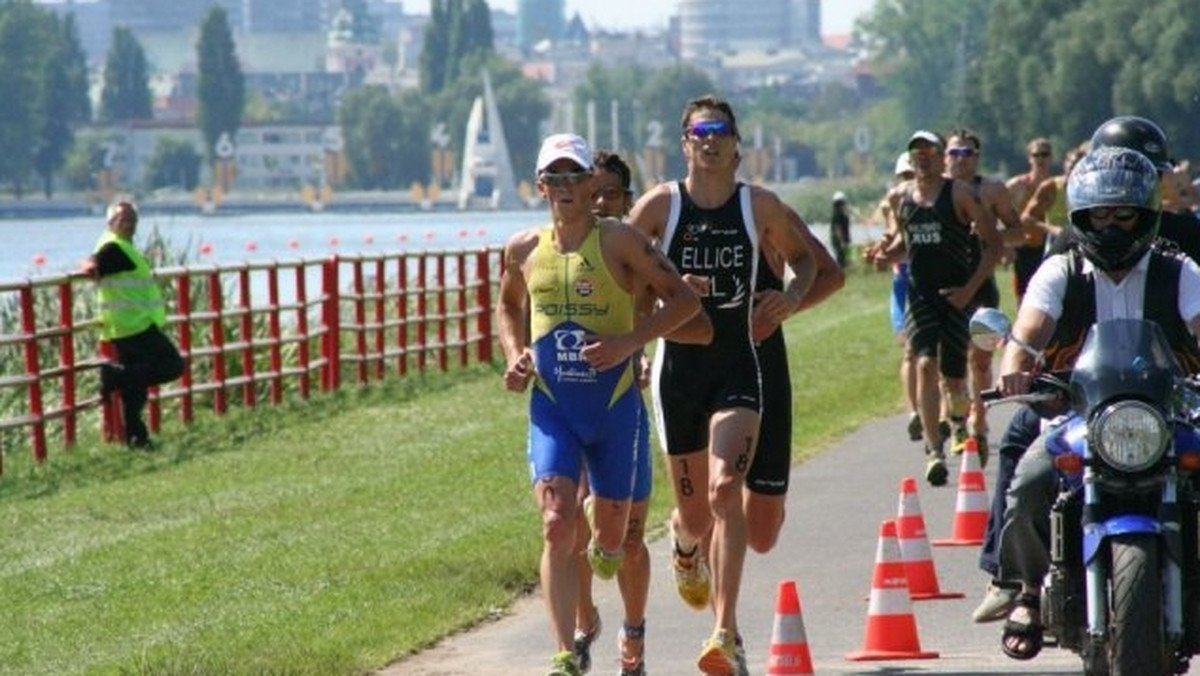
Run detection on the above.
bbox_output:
[1091,401,1169,472]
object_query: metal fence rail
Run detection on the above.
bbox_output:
[0,246,501,473]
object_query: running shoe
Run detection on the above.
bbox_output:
[906,412,923,442]
[697,628,738,676]
[948,421,969,456]
[925,448,948,487]
[572,611,601,673]
[547,650,582,676]
[670,538,710,609]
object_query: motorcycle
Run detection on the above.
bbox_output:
[970,306,1200,675]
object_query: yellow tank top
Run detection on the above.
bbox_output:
[527,222,636,404]
[528,222,634,340]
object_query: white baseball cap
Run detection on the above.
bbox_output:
[894,151,914,176]
[536,133,593,173]
[832,191,847,202]
[907,130,943,149]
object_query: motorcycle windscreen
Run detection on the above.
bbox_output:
[1069,318,1182,414]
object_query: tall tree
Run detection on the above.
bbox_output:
[857,0,991,131]
[34,12,91,197]
[340,85,427,189]
[195,5,245,166]
[420,0,451,94]
[99,27,152,123]
[421,0,494,95]
[0,1,49,195]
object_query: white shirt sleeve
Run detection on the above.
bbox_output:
[1021,253,1070,321]
[1177,255,1200,329]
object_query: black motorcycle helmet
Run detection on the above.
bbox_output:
[1067,146,1161,272]
[1089,115,1173,172]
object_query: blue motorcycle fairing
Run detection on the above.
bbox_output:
[1045,415,1087,490]
[1083,514,1163,564]
[1176,420,1200,454]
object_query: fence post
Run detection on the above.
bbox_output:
[321,256,341,391]
[456,252,468,368]
[238,266,255,407]
[295,263,311,399]
[373,258,385,381]
[396,254,408,376]
[98,340,123,442]
[352,258,367,384]
[267,265,283,405]
[416,256,427,373]
[476,250,493,364]
[208,269,228,414]
[19,286,47,463]
[176,274,195,424]
[436,254,448,372]
[58,281,79,446]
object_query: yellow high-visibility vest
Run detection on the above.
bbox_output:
[94,231,166,340]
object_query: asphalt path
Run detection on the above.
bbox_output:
[387,409,1084,675]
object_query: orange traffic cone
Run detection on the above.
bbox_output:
[895,477,964,600]
[766,579,814,675]
[932,436,989,546]
[846,520,939,661]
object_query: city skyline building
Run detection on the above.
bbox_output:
[678,0,820,59]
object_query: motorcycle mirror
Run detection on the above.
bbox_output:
[969,307,1011,352]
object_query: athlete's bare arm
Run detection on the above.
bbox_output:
[981,179,1026,246]
[497,229,539,392]
[582,221,704,371]
[753,187,816,317]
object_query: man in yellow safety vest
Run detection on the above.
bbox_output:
[78,201,184,449]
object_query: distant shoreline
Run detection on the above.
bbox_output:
[0,192,540,220]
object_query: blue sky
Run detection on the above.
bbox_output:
[411,0,875,34]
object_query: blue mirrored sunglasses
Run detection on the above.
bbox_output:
[686,120,735,140]
[947,147,977,158]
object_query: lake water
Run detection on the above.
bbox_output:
[3,209,543,279]
[2,207,875,281]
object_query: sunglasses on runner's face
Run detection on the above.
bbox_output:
[1088,206,1140,223]
[686,119,735,140]
[1030,151,1051,159]
[947,147,977,158]
[540,171,592,187]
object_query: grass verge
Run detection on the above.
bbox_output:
[0,264,937,675]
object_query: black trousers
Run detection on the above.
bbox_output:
[111,326,184,442]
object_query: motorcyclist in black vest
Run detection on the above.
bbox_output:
[989,146,1200,660]
[973,115,1200,624]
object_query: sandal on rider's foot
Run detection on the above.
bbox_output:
[1001,593,1044,661]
